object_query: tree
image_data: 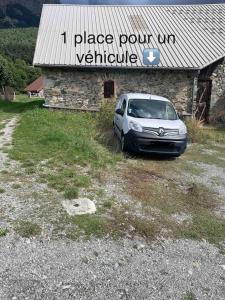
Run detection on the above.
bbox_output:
[0,54,12,88]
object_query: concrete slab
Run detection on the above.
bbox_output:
[62,198,96,216]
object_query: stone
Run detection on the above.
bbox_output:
[171,212,192,225]
[220,265,225,271]
[128,225,135,232]
[62,198,96,216]
[114,263,119,269]
[81,257,89,264]
[133,243,146,250]
[42,68,194,113]
[62,285,71,290]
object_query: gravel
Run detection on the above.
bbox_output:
[0,235,225,299]
[184,161,225,197]
[0,117,18,170]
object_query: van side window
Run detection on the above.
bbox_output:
[121,99,127,114]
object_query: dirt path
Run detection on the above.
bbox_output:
[0,118,65,238]
[0,117,18,170]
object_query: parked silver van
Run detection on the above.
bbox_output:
[113,93,187,157]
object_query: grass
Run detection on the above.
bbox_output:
[3,100,120,198]
[11,183,21,189]
[112,209,158,238]
[10,108,117,167]
[178,144,225,169]
[0,187,5,193]
[0,96,42,122]
[15,221,41,238]
[186,118,225,144]
[64,186,79,199]
[179,212,225,243]
[184,291,197,300]
[70,215,108,239]
[123,162,225,244]
[102,199,114,209]
[67,208,158,240]
[0,228,7,237]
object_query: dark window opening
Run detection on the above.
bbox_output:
[104,80,115,98]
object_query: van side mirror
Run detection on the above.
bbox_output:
[178,112,184,120]
[116,108,124,116]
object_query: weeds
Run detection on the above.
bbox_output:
[186,118,208,143]
[8,107,120,198]
[70,215,108,239]
[123,162,225,243]
[95,99,116,131]
[15,221,41,238]
[64,186,79,199]
[184,291,197,300]
[0,228,7,237]
[179,212,225,244]
[95,100,121,152]
[0,187,5,193]
[11,183,21,189]
[186,118,225,144]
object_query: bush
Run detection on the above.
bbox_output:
[185,118,207,143]
[186,118,225,144]
[96,99,116,131]
[95,99,121,152]
[15,221,41,238]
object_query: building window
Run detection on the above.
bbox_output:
[104,80,115,98]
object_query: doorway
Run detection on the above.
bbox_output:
[195,79,212,123]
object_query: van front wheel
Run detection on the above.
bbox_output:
[121,134,128,152]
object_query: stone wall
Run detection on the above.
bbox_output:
[43,67,196,113]
[210,59,225,122]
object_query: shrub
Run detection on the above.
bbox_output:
[0,228,7,237]
[64,186,79,200]
[15,221,41,238]
[186,118,208,143]
[186,118,225,144]
[96,99,116,131]
[95,99,121,152]
[0,187,5,193]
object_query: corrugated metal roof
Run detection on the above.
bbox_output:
[33,4,225,70]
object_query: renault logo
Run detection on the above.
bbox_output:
[158,127,165,136]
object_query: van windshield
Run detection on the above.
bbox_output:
[127,99,178,120]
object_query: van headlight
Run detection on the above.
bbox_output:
[179,127,187,135]
[129,121,142,132]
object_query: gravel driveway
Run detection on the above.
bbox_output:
[1,235,225,300]
[1,118,225,300]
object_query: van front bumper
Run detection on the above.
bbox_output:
[124,130,187,156]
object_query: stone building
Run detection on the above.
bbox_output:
[34,4,225,122]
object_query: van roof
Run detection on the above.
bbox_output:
[124,93,170,102]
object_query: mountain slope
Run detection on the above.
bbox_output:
[0,0,59,28]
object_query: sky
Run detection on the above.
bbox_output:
[61,0,225,4]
